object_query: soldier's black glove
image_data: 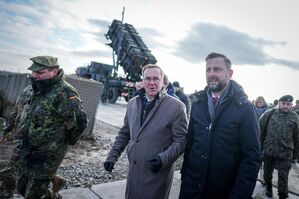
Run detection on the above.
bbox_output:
[148,155,162,173]
[104,161,114,172]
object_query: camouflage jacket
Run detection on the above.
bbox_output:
[293,107,299,115]
[19,69,87,179]
[260,108,299,159]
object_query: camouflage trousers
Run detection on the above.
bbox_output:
[263,155,292,196]
[0,143,22,198]
[16,174,61,199]
[0,166,15,198]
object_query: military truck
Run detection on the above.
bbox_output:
[76,19,157,103]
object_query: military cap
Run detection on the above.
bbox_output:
[279,95,293,102]
[28,56,59,71]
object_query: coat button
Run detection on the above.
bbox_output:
[136,139,139,143]
[133,160,136,164]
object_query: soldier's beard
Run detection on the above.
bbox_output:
[30,70,61,93]
[30,77,51,93]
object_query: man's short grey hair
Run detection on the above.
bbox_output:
[142,64,164,78]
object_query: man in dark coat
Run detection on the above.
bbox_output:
[179,52,261,199]
[173,81,190,117]
[104,64,188,199]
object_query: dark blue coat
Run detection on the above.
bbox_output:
[176,90,190,116]
[179,80,261,199]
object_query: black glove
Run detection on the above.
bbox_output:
[104,161,114,172]
[148,155,162,173]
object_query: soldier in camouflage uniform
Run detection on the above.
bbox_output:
[0,84,32,198]
[0,86,68,198]
[260,95,299,199]
[2,56,87,199]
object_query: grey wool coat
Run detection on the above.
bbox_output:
[106,90,188,199]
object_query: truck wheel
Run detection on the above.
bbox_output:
[101,87,108,103]
[101,94,107,103]
[108,87,119,103]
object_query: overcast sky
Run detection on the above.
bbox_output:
[1,0,299,103]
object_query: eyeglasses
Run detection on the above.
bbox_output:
[143,77,161,83]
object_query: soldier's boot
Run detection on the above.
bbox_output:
[49,191,62,199]
[278,192,288,199]
[53,192,63,199]
[51,175,67,193]
[265,184,273,197]
[0,173,15,199]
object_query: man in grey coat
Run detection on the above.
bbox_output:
[104,64,188,199]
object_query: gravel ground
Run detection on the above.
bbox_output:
[57,119,183,189]
[1,118,182,198]
[2,118,299,198]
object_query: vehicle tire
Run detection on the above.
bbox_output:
[108,87,119,103]
[101,87,108,103]
[101,94,107,103]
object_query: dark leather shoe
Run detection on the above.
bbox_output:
[279,196,287,199]
[278,192,288,199]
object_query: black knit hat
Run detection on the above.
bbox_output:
[173,81,180,88]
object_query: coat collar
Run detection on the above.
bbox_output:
[195,80,248,107]
[137,89,168,132]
